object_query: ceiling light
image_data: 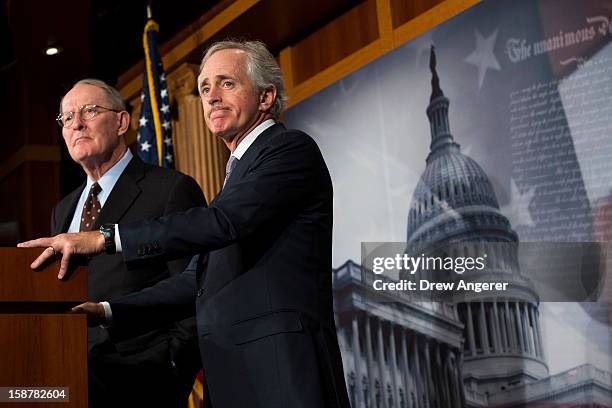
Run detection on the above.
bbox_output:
[45,47,61,56]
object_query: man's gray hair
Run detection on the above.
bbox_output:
[200,40,287,119]
[60,78,126,112]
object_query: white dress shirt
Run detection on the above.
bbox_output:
[68,149,133,232]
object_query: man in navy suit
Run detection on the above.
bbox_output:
[51,79,204,407]
[21,41,350,408]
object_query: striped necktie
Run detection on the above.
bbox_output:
[223,156,239,188]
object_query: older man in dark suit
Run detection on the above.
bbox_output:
[51,79,205,407]
[21,41,350,408]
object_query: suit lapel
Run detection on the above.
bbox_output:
[95,156,144,228]
[213,123,286,203]
[55,184,86,234]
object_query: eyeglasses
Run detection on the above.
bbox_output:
[56,104,121,128]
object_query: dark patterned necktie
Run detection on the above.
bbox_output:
[223,156,239,188]
[80,182,102,231]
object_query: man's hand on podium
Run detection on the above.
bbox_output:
[17,231,105,279]
[71,302,107,327]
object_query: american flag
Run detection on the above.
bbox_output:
[137,10,174,168]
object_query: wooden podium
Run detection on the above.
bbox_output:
[0,248,88,407]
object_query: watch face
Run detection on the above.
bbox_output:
[100,225,116,254]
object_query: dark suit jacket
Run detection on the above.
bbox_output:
[112,124,350,408]
[51,154,205,367]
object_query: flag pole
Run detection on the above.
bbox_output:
[137,2,175,168]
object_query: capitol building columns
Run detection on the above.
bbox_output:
[376,318,388,408]
[389,324,400,408]
[351,315,364,407]
[365,315,376,407]
[339,306,465,408]
[465,303,476,356]
[411,332,424,408]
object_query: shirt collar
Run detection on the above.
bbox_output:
[85,149,133,207]
[232,119,275,160]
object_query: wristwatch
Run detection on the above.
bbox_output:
[99,223,116,254]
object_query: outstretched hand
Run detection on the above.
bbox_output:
[18,231,105,279]
[70,302,107,327]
